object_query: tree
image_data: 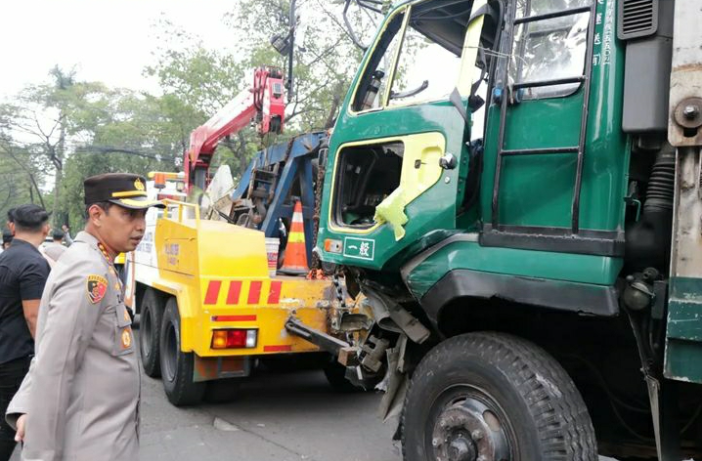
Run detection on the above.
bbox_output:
[0,138,47,227]
[0,67,113,225]
[1,69,190,228]
[144,0,379,179]
[61,88,194,227]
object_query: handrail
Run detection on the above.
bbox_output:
[162,199,201,226]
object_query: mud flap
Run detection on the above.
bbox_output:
[378,335,410,426]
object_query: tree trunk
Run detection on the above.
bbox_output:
[52,123,66,225]
[324,82,345,129]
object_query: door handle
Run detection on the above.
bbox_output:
[439,153,457,170]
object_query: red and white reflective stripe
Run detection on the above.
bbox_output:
[267,281,282,304]
[226,281,242,305]
[247,281,262,304]
[203,280,283,305]
[204,281,222,305]
[211,315,257,322]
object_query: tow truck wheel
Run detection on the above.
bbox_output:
[139,288,164,377]
[401,332,597,461]
[160,297,205,406]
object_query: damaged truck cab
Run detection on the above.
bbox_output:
[315,0,702,459]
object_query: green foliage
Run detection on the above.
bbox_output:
[0,141,49,231]
[1,0,382,228]
[145,0,373,177]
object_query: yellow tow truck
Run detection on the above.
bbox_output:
[128,70,350,405]
[132,199,338,405]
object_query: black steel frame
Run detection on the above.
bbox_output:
[488,1,601,252]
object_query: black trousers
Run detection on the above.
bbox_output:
[0,356,30,461]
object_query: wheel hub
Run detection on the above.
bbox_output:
[446,433,476,461]
[432,399,510,461]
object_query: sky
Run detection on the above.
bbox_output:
[0,0,236,99]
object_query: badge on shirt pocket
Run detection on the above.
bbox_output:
[121,327,133,349]
[114,304,135,356]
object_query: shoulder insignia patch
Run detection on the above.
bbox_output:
[86,274,108,304]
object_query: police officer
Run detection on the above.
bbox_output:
[6,173,164,461]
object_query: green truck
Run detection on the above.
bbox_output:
[303,0,702,459]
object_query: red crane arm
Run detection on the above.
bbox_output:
[184,67,285,191]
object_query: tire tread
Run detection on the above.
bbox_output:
[401,332,597,461]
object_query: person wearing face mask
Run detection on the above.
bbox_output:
[6,174,164,461]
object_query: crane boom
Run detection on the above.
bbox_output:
[184,67,286,191]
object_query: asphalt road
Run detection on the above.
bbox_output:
[138,366,399,461]
[10,329,620,461]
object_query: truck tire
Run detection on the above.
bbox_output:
[159,297,205,406]
[139,288,164,377]
[401,332,597,461]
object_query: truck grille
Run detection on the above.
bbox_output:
[618,0,658,40]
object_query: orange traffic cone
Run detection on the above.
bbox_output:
[280,201,308,275]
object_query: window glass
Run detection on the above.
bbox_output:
[511,0,590,99]
[515,0,591,17]
[334,142,403,228]
[352,11,406,112]
[389,23,461,107]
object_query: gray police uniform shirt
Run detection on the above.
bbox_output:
[7,231,140,461]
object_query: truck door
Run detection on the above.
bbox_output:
[320,0,493,270]
[480,0,628,257]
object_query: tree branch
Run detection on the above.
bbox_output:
[79,146,161,160]
[0,143,46,209]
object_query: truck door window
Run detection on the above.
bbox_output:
[389,17,462,107]
[334,141,403,228]
[511,0,590,99]
[352,11,406,112]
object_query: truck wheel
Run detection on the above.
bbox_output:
[139,288,164,377]
[160,298,205,406]
[402,332,597,461]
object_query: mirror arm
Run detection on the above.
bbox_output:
[390,80,429,100]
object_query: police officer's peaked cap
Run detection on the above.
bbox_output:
[84,173,165,210]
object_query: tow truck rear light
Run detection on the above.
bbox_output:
[211,329,257,349]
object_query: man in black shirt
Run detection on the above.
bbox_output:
[0,205,50,460]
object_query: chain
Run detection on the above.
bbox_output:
[310,138,328,271]
[332,272,347,310]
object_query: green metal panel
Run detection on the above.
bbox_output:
[404,239,622,299]
[665,277,702,384]
[480,0,630,232]
[664,340,702,384]
[495,96,583,226]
